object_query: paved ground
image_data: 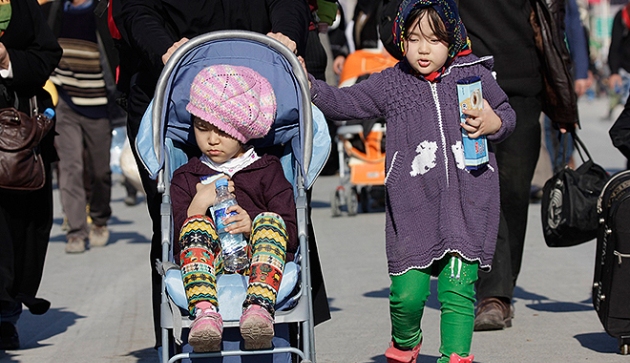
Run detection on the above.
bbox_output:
[0,96,629,363]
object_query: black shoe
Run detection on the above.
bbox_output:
[16,294,50,315]
[0,322,19,350]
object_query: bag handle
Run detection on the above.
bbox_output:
[29,95,38,117]
[570,131,594,164]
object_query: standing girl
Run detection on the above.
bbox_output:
[306,0,516,362]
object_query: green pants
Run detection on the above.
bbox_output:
[389,255,478,363]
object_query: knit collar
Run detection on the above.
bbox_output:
[392,0,470,82]
[200,146,260,177]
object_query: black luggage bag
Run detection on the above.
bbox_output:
[593,169,630,354]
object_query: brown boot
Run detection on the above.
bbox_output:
[473,297,512,331]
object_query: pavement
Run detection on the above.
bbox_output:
[1,95,629,363]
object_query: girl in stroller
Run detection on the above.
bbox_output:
[170,65,298,353]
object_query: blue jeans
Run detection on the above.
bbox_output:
[544,115,573,172]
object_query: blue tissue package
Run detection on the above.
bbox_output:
[457,76,489,170]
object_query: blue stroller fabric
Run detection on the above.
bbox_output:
[134,38,330,191]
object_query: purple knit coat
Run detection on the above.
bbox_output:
[310,54,516,275]
[170,155,298,261]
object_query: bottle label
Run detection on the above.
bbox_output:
[214,207,236,232]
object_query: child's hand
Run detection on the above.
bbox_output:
[187,176,233,217]
[297,56,311,88]
[460,99,502,139]
[223,205,252,238]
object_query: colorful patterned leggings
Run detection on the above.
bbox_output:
[389,255,478,363]
[179,213,287,316]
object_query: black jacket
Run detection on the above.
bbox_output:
[608,6,630,76]
[118,0,311,98]
[0,0,62,164]
[459,0,578,125]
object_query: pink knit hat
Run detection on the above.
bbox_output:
[186,65,276,143]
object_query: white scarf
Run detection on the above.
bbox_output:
[200,146,260,177]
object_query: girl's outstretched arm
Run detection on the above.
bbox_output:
[302,59,389,122]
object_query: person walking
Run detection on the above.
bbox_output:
[115,0,315,351]
[46,0,123,253]
[0,0,62,350]
[608,2,630,114]
[304,0,516,361]
[458,0,579,330]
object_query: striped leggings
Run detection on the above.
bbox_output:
[179,213,287,316]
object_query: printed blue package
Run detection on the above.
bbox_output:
[457,76,489,170]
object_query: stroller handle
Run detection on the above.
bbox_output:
[152,30,313,190]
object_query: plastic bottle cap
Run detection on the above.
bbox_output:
[215,178,228,188]
[43,108,55,119]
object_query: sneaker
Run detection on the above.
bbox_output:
[124,194,137,206]
[239,304,274,350]
[449,353,474,363]
[188,309,223,352]
[0,322,19,350]
[385,340,422,363]
[61,216,69,231]
[65,236,85,254]
[89,225,109,247]
[473,297,512,331]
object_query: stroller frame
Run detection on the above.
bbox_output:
[147,31,317,363]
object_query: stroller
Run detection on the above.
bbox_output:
[330,49,396,216]
[135,30,330,363]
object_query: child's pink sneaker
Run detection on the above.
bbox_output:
[188,308,223,352]
[239,304,274,350]
[449,353,474,363]
[384,340,422,363]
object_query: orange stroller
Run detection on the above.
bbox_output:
[330,49,396,216]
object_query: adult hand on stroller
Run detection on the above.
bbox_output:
[222,205,252,238]
[266,32,297,54]
[162,37,190,65]
[460,99,502,139]
[187,177,234,217]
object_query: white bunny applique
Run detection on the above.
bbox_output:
[451,141,465,170]
[410,140,438,176]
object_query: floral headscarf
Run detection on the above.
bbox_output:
[392,0,470,81]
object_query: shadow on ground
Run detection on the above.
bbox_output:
[123,347,158,363]
[513,286,593,313]
[575,332,621,354]
[15,308,84,350]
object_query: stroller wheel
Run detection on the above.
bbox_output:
[346,188,359,216]
[330,189,342,217]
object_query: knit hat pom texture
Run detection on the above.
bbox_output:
[186,65,276,143]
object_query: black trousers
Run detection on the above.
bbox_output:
[476,95,542,301]
[0,162,53,311]
[125,81,163,347]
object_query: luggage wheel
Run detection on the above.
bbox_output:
[619,336,630,355]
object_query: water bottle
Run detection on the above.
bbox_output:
[213,178,249,272]
[43,108,55,120]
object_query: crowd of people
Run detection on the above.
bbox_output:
[0,0,629,362]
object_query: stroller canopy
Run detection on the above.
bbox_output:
[135,31,323,187]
